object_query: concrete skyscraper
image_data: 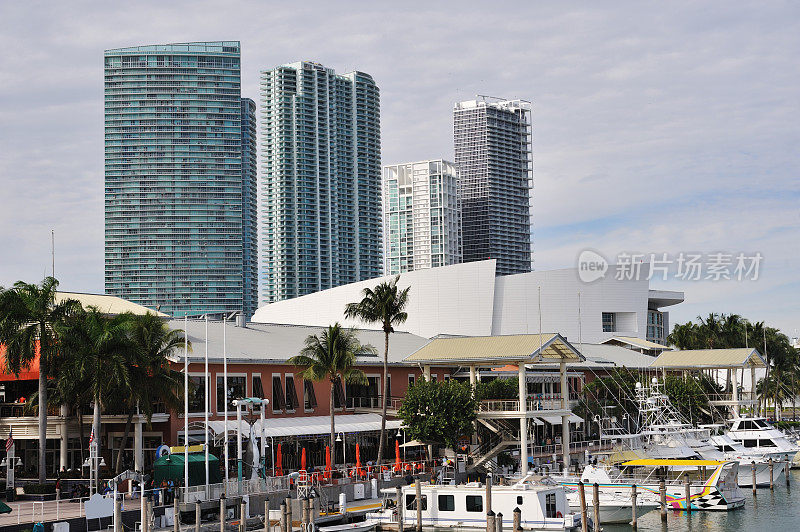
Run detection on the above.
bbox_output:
[382,160,462,275]
[104,41,257,317]
[260,61,381,303]
[453,97,532,275]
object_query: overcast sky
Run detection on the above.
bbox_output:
[0,1,798,335]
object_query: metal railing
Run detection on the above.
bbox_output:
[479,395,570,412]
[528,438,609,458]
[177,476,290,503]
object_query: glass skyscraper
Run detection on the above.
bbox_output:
[104,41,257,317]
[383,160,462,275]
[260,61,381,303]
[453,97,533,275]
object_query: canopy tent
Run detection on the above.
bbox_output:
[649,347,765,369]
[153,452,221,487]
[399,440,425,448]
[203,413,402,443]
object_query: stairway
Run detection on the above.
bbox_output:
[467,418,520,472]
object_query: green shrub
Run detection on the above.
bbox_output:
[23,483,57,494]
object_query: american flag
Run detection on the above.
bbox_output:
[5,428,12,453]
[88,428,94,447]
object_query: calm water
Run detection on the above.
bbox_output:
[603,469,800,532]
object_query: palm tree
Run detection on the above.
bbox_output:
[344,277,410,465]
[113,313,186,473]
[0,277,81,482]
[58,307,132,486]
[288,324,369,454]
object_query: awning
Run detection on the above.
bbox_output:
[205,413,402,439]
[537,414,583,425]
[400,440,426,448]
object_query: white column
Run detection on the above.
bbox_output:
[134,419,144,471]
[518,363,528,476]
[731,366,740,418]
[560,362,570,472]
[469,366,477,388]
[423,365,431,382]
[751,366,757,410]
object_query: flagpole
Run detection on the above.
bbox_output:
[184,316,189,490]
[223,315,229,488]
[204,315,209,489]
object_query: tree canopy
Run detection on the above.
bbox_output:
[398,379,477,451]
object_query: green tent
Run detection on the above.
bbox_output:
[154,452,222,487]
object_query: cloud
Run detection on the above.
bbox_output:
[0,1,798,335]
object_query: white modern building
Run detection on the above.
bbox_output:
[251,259,684,344]
[383,159,462,274]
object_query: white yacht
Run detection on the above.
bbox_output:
[367,480,581,531]
[725,417,800,459]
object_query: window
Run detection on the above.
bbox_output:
[272,375,285,412]
[285,375,299,411]
[406,494,427,511]
[386,375,392,406]
[216,376,246,413]
[438,495,455,512]
[759,439,777,447]
[465,495,483,512]
[545,493,557,518]
[188,375,205,413]
[517,496,523,505]
[408,374,415,387]
[253,376,264,399]
[743,439,757,448]
[755,419,770,428]
[304,380,318,410]
[602,312,616,333]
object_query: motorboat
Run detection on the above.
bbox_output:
[366,480,581,531]
[725,417,800,459]
[557,459,746,512]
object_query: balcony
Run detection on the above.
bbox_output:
[348,395,403,415]
[478,394,577,419]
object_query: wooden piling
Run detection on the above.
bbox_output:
[659,479,667,523]
[787,455,791,487]
[240,501,247,532]
[486,511,496,532]
[396,486,404,532]
[512,507,521,532]
[577,481,588,532]
[285,496,293,531]
[174,495,180,532]
[769,458,774,490]
[114,495,122,532]
[631,484,637,529]
[495,512,503,532]
[196,502,202,532]
[752,461,757,495]
[220,496,226,532]
[264,499,270,532]
[592,483,600,531]
[279,502,286,532]
[684,477,691,514]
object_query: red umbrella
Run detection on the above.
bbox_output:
[394,438,401,473]
[355,443,362,477]
[325,445,332,479]
[276,443,283,476]
[301,447,306,472]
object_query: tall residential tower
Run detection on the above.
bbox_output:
[260,61,381,303]
[453,97,532,275]
[104,41,257,317]
[383,160,462,275]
